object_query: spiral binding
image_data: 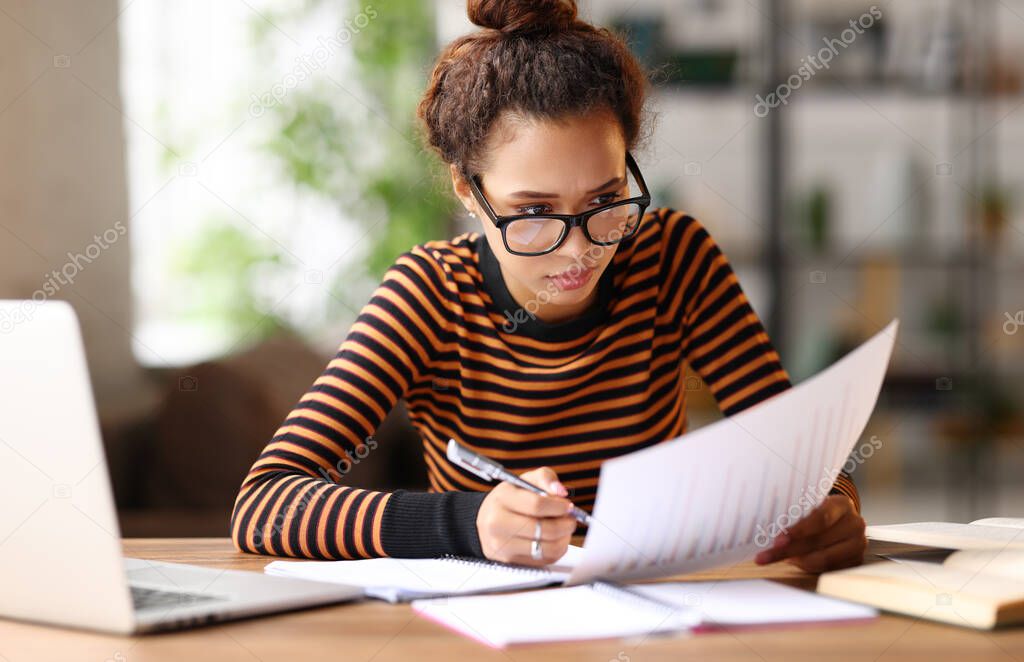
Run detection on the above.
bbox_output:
[440,555,554,576]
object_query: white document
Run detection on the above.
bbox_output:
[265,545,583,603]
[566,319,899,585]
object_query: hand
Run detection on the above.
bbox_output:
[755,494,866,573]
[476,467,578,567]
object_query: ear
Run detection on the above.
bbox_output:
[450,163,477,216]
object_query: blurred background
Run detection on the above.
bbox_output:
[1,0,1021,537]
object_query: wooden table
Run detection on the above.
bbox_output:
[0,538,1021,661]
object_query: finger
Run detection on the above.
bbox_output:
[501,486,574,518]
[784,532,867,573]
[759,511,864,564]
[769,509,862,556]
[782,495,849,540]
[497,512,577,542]
[506,536,571,567]
[520,466,568,496]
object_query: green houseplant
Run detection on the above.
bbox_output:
[176,0,455,347]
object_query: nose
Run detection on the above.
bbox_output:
[555,225,590,258]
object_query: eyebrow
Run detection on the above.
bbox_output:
[506,174,626,199]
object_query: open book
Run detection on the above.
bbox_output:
[865,518,1024,550]
[817,546,1024,629]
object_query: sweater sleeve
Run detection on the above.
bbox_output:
[230,249,487,559]
[667,210,861,513]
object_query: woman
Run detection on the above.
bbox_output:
[231,0,866,573]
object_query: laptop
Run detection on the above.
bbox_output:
[0,300,363,634]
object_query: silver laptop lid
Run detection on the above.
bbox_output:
[0,300,135,633]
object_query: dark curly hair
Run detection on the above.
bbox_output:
[417,0,651,180]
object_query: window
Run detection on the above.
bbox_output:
[119,0,375,366]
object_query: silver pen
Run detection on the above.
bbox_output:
[446,438,592,525]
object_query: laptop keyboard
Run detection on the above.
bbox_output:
[130,585,221,611]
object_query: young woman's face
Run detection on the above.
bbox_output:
[454,110,630,324]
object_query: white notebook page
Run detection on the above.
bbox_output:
[633,579,877,627]
[413,584,695,648]
[413,579,875,647]
[264,545,583,601]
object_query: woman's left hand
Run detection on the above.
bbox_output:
[754,494,867,572]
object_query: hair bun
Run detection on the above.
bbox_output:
[467,0,579,35]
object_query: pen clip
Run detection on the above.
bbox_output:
[446,438,503,482]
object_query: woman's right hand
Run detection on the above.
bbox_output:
[475,467,579,566]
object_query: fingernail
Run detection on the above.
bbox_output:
[550,481,568,496]
[755,550,772,564]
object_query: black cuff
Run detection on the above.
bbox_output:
[380,490,487,558]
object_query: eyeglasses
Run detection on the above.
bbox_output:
[469,152,652,257]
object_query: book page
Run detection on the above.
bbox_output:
[969,517,1024,530]
[944,548,1024,581]
[567,320,898,585]
[867,522,1024,550]
[825,559,1024,602]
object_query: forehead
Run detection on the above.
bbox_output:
[480,111,626,193]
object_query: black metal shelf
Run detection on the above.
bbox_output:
[755,0,1012,386]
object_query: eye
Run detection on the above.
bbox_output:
[515,204,553,216]
[591,192,622,206]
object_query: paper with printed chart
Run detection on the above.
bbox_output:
[565,319,898,585]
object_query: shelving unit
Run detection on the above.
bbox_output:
[618,0,1022,375]
[590,0,1024,519]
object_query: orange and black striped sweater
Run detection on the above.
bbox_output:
[230,208,859,560]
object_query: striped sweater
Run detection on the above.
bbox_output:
[230,208,860,560]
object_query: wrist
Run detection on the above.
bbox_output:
[380,489,487,558]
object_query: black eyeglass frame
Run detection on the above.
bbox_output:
[468,152,652,256]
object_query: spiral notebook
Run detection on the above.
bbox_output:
[413,582,699,647]
[412,580,877,648]
[264,545,583,603]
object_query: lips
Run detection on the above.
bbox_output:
[545,267,594,291]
